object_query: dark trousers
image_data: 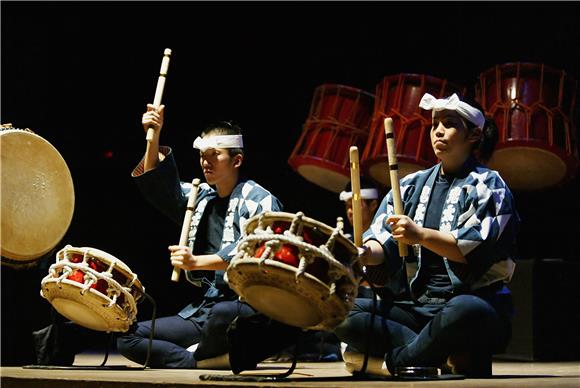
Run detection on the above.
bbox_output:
[333,294,512,373]
[116,300,257,368]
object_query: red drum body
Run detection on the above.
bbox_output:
[361,74,465,187]
[226,212,362,330]
[478,63,579,190]
[288,84,375,192]
[41,246,144,332]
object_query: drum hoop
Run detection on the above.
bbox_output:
[315,83,375,100]
[41,278,137,321]
[378,72,464,89]
[236,234,356,283]
[243,211,358,256]
[480,62,572,79]
[41,280,135,332]
[56,246,144,292]
[1,255,43,269]
[42,260,140,316]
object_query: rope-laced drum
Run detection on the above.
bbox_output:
[226,211,362,331]
[1,124,75,268]
[288,84,375,193]
[477,62,579,190]
[41,245,144,332]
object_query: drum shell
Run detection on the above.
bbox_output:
[288,84,375,193]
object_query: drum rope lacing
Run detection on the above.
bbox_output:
[40,248,139,321]
[232,212,359,299]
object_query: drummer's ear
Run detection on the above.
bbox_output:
[369,199,379,214]
[232,154,243,168]
[468,127,482,145]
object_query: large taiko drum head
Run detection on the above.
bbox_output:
[1,126,75,268]
[478,62,579,190]
[361,74,465,187]
[288,84,375,193]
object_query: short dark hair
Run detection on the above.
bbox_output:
[200,120,244,157]
[459,96,499,164]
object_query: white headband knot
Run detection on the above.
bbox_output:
[339,188,379,202]
[193,135,244,152]
[419,93,486,130]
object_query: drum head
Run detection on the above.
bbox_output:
[42,279,131,332]
[1,129,74,262]
[488,146,567,190]
[227,259,352,330]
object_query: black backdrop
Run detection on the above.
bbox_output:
[2,1,579,364]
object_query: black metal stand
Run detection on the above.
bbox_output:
[199,330,304,382]
[23,291,157,370]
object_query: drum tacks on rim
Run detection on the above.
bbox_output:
[225,211,362,331]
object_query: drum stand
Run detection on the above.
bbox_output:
[23,291,157,370]
[199,331,304,382]
[202,272,464,383]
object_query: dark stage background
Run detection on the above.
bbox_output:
[2,1,580,364]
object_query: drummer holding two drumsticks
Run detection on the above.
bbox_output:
[116,104,289,369]
[334,93,520,377]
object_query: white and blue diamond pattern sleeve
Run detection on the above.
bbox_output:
[450,170,519,274]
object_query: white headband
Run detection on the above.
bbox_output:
[193,135,244,152]
[339,188,379,202]
[419,93,486,130]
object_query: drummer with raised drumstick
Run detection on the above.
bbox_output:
[335,94,520,378]
[116,102,285,368]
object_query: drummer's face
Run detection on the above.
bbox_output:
[345,199,378,231]
[199,147,237,185]
[430,110,472,162]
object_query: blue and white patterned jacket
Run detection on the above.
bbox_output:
[132,147,283,307]
[363,158,520,300]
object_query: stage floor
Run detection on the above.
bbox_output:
[1,353,579,387]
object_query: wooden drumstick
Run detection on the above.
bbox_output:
[146,48,172,142]
[349,146,363,247]
[171,178,201,282]
[384,118,409,257]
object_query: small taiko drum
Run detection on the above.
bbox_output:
[288,84,375,193]
[40,246,144,332]
[226,212,362,330]
[478,62,579,190]
[361,74,465,187]
[1,124,75,268]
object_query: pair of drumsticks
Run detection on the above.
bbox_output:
[145,49,408,283]
[350,118,408,256]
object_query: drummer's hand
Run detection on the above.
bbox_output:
[142,104,165,135]
[357,240,384,266]
[168,245,197,271]
[387,215,424,245]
